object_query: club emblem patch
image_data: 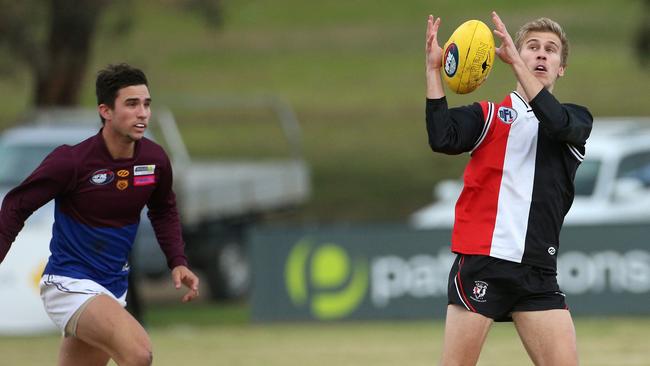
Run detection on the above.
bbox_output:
[497,106,518,124]
[470,281,488,302]
[116,179,129,190]
[117,169,130,178]
[90,169,114,185]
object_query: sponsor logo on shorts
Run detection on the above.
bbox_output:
[90,169,114,185]
[134,175,156,186]
[116,179,129,190]
[470,280,488,302]
[548,246,557,255]
[117,169,129,177]
[134,164,155,176]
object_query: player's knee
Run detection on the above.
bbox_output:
[129,347,153,366]
[118,339,152,366]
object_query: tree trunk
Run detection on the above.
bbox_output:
[34,0,109,106]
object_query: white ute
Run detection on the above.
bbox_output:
[0,100,310,300]
[411,117,650,228]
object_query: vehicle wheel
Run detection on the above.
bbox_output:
[205,240,251,300]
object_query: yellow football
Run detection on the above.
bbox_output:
[442,20,495,94]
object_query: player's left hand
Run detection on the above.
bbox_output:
[491,11,522,66]
[171,265,200,302]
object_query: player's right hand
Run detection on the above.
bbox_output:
[426,15,443,72]
[171,265,200,303]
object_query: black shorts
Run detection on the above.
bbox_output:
[447,254,568,322]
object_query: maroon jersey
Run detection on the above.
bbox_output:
[0,130,187,296]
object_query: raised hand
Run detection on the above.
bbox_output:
[426,15,443,73]
[491,11,544,98]
[491,11,522,67]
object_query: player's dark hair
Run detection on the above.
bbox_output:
[96,63,148,123]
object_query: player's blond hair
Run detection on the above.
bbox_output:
[514,17,569,67]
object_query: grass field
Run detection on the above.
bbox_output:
[1,303,649,366]
[0,0,648,221]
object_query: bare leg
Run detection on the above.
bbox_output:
[512,309,578,366]
[59,336,111,366]
[440,304,493,366]
[60,294,153,366]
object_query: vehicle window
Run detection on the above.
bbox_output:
[617,152,650,187]
[574,160,600,196]
[0,144,57,186]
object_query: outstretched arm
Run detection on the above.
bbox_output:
[426,15,445,99]
[425,15,485,155]
[491,11,544,100]
[0,146,75,263]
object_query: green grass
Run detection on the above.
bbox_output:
[1,304,649,366]
[0,0,648,220]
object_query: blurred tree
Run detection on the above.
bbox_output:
[0,0,110,106]
[0,0,222,107]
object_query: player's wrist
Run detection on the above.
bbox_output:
[508,56,527,72]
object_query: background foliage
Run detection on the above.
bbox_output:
[0,0,648,220]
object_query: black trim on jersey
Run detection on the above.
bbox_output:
[512,91,533,112]
[470,102,494,154]
[567,144,584,162]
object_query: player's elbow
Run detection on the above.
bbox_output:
[428,138,464,155]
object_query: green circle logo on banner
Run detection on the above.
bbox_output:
[285,238,368,320]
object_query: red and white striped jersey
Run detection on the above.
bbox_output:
[426,89,592,270]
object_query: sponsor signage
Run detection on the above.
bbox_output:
[250,224,650,321]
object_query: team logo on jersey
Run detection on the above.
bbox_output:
[90,169,115,185]
[497,106,518,124]
[116,179,129,190]
[470,281,488,302]
[117,169,130,177]
[134,165,155,176]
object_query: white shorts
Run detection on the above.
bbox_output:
[39,274,127,335]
